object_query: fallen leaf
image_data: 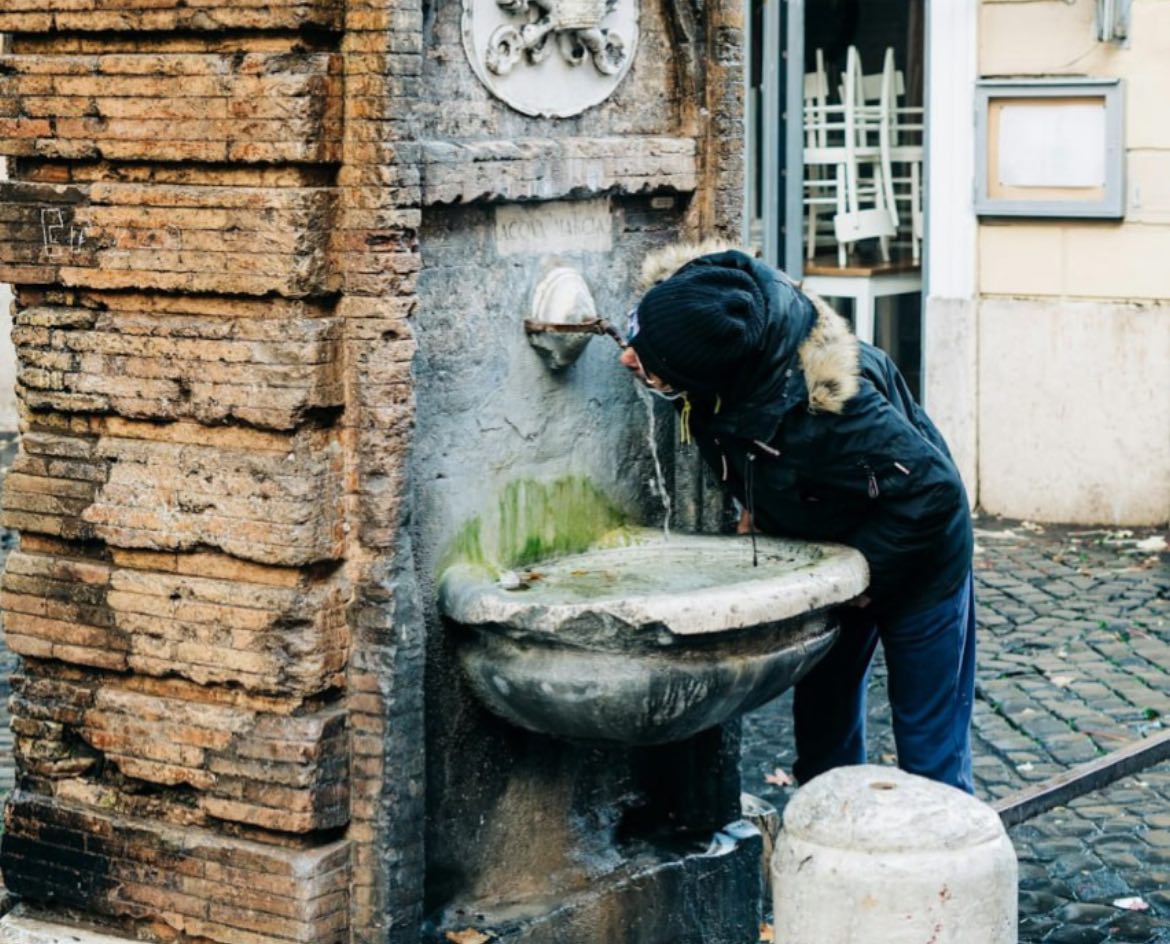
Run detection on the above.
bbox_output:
[759,921,775,942]
[1112,897,1149,912]
[880,753,897,764]
[764,768,793,787]
[1049,674,1076,688]
[446,930,493,944]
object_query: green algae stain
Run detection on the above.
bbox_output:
[497,477,627,567]
[438,476,628,576]
[439,516,489,575]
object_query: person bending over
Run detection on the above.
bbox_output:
[619,245,975,793]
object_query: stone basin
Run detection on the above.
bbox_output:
[438,530,868,744]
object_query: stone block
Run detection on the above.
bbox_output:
[2,537,347,693]
[0,0,343,33]
[9,664,349,832]
[419,136,698,205]
[2,420,345,566]
[0,47,343,164]
[0,166,337,298]
[11,290,342,429]
[2,791,349,944]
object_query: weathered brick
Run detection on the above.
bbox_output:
[10,665,349,832]
[11,290,342,429]
[2,420,345,566]
[0,0,343,33]
[3,790,349,943]
[2,540,347,693]
[0,169,337,298]
[0,49,343,164]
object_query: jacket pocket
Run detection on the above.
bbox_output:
[858,460,914,499]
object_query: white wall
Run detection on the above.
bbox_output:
[978,298,1170,525]
[924,0,979,499]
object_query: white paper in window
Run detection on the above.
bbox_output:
[997,102,1107,188]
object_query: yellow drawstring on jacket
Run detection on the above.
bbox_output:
[678,394,719,444]
[679,394,693,445]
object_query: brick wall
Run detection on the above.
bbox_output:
[335,1,425,941]
[0,0,422,941]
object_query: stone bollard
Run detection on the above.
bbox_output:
[771,765,1017,943]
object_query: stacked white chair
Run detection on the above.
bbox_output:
[802,46,922,267]
[802,49,845,263]
[876,47,924,263]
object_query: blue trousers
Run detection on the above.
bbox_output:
[792,571,976,793]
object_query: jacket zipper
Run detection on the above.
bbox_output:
[859,461,880,499]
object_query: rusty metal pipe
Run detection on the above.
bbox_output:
[523,318,627,349]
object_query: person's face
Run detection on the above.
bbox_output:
[619,347,676,393]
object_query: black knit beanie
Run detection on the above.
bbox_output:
[629,260,768,396]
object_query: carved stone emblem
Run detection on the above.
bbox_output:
[462,0,639,118]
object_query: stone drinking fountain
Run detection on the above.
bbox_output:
[429,526,866,943]
[416,245,868,942]
[443,524,864,748]
[405,6,872,939]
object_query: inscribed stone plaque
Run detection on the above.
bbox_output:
[495,200,612,255]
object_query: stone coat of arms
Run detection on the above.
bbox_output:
[462,0,640,118]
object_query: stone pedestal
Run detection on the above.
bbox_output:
[427,821,762,944]
[424,723,761,944]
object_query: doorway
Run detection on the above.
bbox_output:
[744,0,926,399]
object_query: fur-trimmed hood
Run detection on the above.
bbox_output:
[637,241,859,414]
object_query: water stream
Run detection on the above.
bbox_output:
[636,384,671,540]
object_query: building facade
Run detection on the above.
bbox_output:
[927,0,1169,526]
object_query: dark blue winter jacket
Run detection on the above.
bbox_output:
[660,250,973,617]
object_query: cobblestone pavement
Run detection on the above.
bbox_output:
[743,516,1170,943]
[0,431,1164,941]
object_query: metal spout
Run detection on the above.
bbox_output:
[524,268,624,370]
[523,318,626,349]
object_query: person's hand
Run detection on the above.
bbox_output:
[737,508,753,534]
